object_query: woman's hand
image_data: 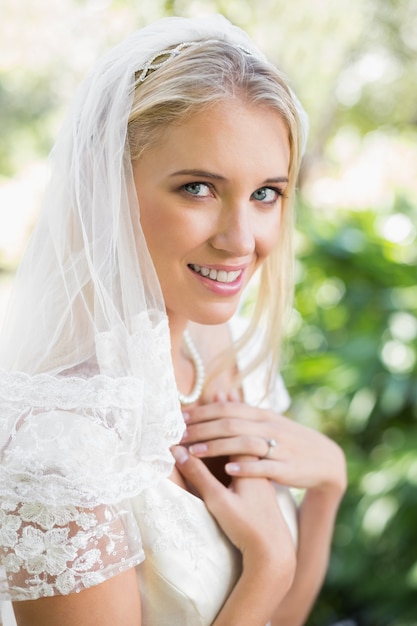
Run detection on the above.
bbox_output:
[179,398,347,625]
[181,398,347,498]
[171,445,296,625]
[171,445,295,562]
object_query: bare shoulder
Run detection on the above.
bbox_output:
[12,568,141,626]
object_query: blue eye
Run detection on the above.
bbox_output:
[252,187,282,203]
[183,182,211,197]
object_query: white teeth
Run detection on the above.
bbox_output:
[190,264,241,283]
[227,270,241,283]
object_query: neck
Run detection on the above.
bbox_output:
[168,315,206,406]
[168,314,200,401]
[167,314,190,365]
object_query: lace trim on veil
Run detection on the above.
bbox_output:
[0,314,184,505]
[0,315,185,600]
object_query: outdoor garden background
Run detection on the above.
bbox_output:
[1,1,416,624]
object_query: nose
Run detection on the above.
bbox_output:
[210,201,255,257]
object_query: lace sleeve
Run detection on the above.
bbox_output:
[0,344,184,601]
[0,499,143,600]
[0,376,147,602]
[0,315,185,602]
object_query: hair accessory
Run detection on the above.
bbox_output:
[134,34,308,152]
[178,330,205,405]
[137,41,199,82]
[137,40,254,83]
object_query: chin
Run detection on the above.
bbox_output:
[188,303,239,326]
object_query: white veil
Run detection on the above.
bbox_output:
[0,15,307,601]
[0,13,288,502]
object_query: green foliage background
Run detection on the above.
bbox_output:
[287,198,417,625]
[1,1,416,624]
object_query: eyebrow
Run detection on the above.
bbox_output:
[169,169,226,180]
[169,169,289,184]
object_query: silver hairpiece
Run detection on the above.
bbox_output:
[136,40,254,83]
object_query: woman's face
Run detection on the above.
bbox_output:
[133,98,290,329]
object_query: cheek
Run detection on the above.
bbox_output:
[139,198,174,248]
[139,204,194,278]
[255,213,282,260]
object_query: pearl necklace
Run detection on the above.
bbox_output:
[178,330,205,405]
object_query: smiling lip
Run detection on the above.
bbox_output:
[188,263,247,295]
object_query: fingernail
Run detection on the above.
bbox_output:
[217,391,227,403]
[229,389,240,402]
[225,463,240,474]
[182,411,190,422]
[181,428,188,442]
[171,446,189,464]
[189,443,208,455]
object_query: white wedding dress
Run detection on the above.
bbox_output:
[0,320,297,625]
[134,475,297,626]
[1,478,296,626]
[132,319,297,625]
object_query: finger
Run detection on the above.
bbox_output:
[225,458,320,491]
[208,389,241,404]
[181,414,277,446]
[211,390,228,403]
[188,435,275,459]
[184,401,269,425]
[172,446,269,498]
[171,445,229,506]
[181,417,252,444]
[225,459,289,484]
[227,389,241,402]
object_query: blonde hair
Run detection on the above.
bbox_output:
[128,40,303,387]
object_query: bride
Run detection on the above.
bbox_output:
[0,14,346,626]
